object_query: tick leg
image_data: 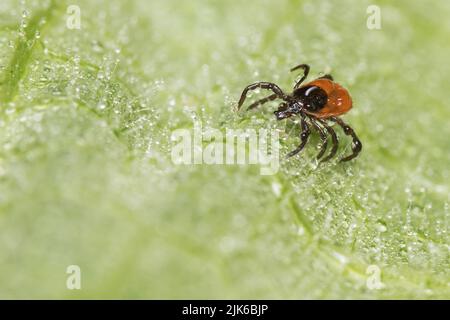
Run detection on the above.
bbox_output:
[330,117,362,162]
[317,119,338,162]
[246,93,278,110]
[318,74,334,81]
[238,82,289,110]
[286,114,310,158]
[308,117,328,160]
[290,64,310,89]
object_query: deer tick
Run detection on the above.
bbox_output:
[237,63,362,162]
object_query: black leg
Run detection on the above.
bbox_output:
[290,64,310,89]
[317,119,338,162]
[330,117,362,162]
[238,82,289,110]
[286,114,310,158]
[318,74,334,81]
[246,93,278,110]
[308,117,328,160]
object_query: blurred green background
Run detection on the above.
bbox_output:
[0,0,448,298]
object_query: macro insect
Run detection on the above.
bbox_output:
[237,63,362,162]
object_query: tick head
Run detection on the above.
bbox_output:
[294,85,328,112]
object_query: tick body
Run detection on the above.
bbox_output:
[237,63,362,162]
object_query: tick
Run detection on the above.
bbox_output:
[237,63,362,162]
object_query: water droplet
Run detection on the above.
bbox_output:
[271,182,282,197]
